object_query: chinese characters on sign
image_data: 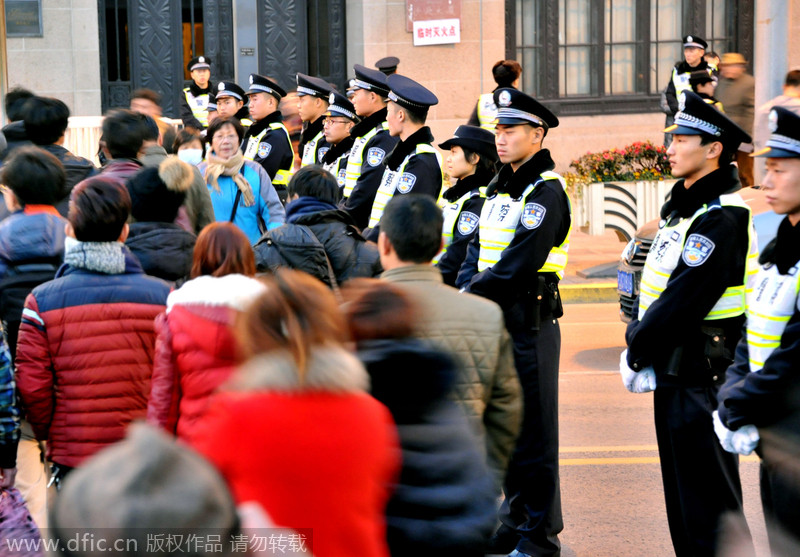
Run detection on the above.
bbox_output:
[412,19,461,46]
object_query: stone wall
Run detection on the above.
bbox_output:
[6,0,102,117]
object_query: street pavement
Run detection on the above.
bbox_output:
[552,302,769,557]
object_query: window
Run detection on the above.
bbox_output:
[182,0,205,80]
[509,0,753,114]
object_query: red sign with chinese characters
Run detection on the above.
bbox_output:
[405,0,462,32]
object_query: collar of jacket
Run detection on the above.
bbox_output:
[301,115,325,145]
[166,273,266,313]
[59,244,143,278]
[247,110,283,136]
[759,216,800,274]
[189,82,212,97]
[386,126,434,169]
[321,136,355,164]
[349,107,388,138]
[285,196,338,223]
[675,60,708,74]
[225,346,370,393]
[382,264,443,284]
[103,158,143,172]
[443,171,490,202]
[487,149,556,198]
[661,164,741,219]
[291,208,363,235]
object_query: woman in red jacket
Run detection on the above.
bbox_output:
[189,270,399,557]
[147,222,266,439]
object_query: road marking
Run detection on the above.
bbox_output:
[561,445,658,453]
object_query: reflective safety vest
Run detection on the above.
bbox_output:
[301,129,325,167]
[671,68,693,99]
[343,122,389,199]
[322,148,351,188]
[243,121,294,187]
[183,88,210,127]
[477,171,572,278]
[476,93,498,131]
[638,193,758,321]
[432,187,485,264]
[367,144,444,229]
[745,262,800,372]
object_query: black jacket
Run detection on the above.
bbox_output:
[254,198,381,287]
[0,121,31,162]
[357,338,497,557]
[39,144,98,216]
[125,222,196,285]
[241,111,294,184]
[664,60,710,115]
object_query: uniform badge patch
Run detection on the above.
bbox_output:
[318,147,330,160]
[682,234,715,267]
[397,172,417,193]
[521,203,546,230]
[338,168,347,182]
[257,142,271,158]
[367,147,385,167]
[457,211,480,235]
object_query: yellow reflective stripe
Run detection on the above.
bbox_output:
[747,309,792,322]
[273,169,292,186]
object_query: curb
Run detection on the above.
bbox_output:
[560,282,619,304]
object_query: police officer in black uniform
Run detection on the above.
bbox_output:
[457,88,570,557]
[320,91,359,193]
[296,73,332,167]
[241,74,295,204]
[622,91,755,557]
[375,56,400,76]
[180,56,214,132]
[214,81,251,128]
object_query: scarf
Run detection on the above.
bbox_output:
[64,237,126,274]
[204,151,255,207]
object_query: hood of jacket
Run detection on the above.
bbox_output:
[126,222,196,283]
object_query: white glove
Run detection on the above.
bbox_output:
[712,410,735,453]
[619,349,656,393]
[731,424,760,456]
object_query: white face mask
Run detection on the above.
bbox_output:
[177,148,204,166]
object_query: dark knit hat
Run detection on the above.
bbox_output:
[125,157,193,223]
[50,423,239,552]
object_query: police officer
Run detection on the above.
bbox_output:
[296,73,332,167]
[456,88,570,557]
[214,81,251,128]
[180,56,214,132]
[320,91,358,193]
[375,56,399,76]
[664,35,711,144]
[242,74,295,204]
[715,107,800,549]
[689,70,723,112]
[621,90,756,557]
[340,64,399,230]
[363,74,443,242]
[434,125,497,286]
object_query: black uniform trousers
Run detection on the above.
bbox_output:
[759,440,800,553]
[654,380,751,557]
[498,306,563,557]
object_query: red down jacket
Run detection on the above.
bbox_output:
[147,274,267,439]
[15,250,170,468]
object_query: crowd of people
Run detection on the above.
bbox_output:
[0,41,797,557]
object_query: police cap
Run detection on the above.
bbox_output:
[493,88,559,129]
[689,70,715,88]
[349,64,391,97]
[665,91,751,147]
[386,74,438,112]
[187,56,211,73]
[215,81,246,102]
[683,35,708,50]
[296,73,332,99]
[248,74,286,100]
[375,56,400,75]
[324,91,358,121]
[438,125,498,163]
[753,107,800,158]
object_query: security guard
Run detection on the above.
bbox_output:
[664,35,712,143]
[362,74,443,242]
[180,56,214,131]
[689,70,723,112]
[434,125,497,286]
[241,74,295,204]
[715,107,800,548]
[375,55,399,76]
[622,90,756,557]
[320,91,358,193]
[296,73,332,167]
[456,88,570,557]
[214,81,251,128]
[340,64,399,230]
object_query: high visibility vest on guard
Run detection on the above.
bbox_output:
[477,171,572,279]
[477,93,498,131]
[638,193,758,322]
[745,262,800,371]
[367,144,444,229]
[343,123,388,199]
[301,130,326,167]
[184,88,210,127]
[432,187,485,264]
[243,122,294,187]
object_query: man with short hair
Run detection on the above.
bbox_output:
[320,92,359,192]
[15,176,171,487]
[623,91,756,556]
[716,53,756,187]
[340,64,399,230]
[296,73,332,167]
[213,81,251,127]
[130,88,175,149]
[363,74,443,241]
[753,70,800,184]
[379,194,521,488]
[0,87,35,162]
[22,97,97,216]
[180,56,214,132]
[457,87,570,557]
[664,35,711,146]
[242,74,295,204]
[98,109,148,185]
